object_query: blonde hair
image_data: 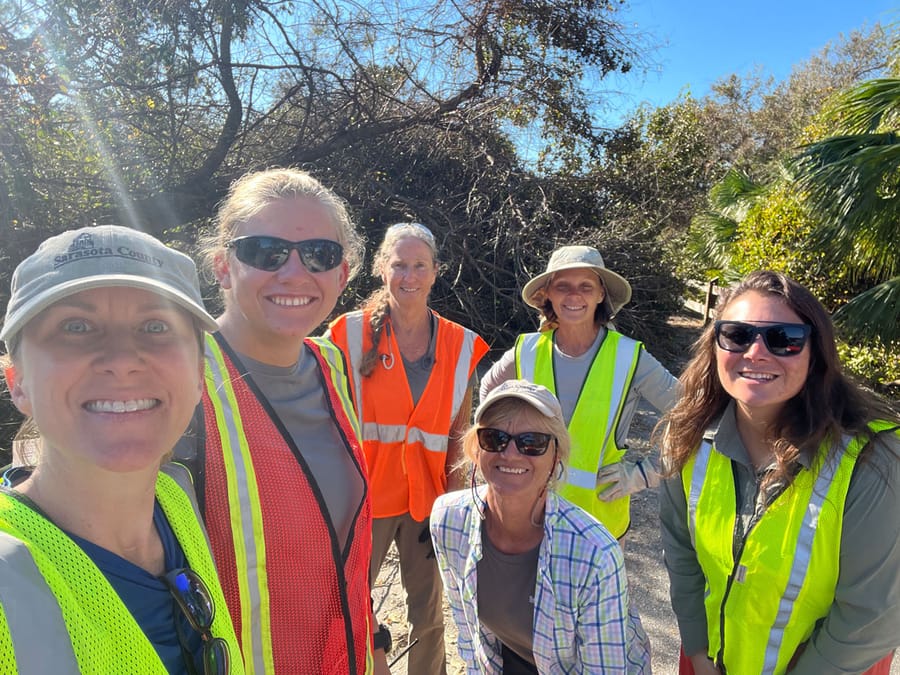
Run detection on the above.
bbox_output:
[461,397,570,489]
[199,167,364,282]
[357,223,439,377]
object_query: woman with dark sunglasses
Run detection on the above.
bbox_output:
[0,225,242,674]
[327,222,489,674]
[175,168,388,674]
[658,270,900,675]
[430,379,650,673]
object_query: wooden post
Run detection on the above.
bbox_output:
[703,277,719,325]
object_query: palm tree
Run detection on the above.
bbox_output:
[685,168,768,276]
[790,78,900,343]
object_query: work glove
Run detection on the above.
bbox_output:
[596,459,660,501]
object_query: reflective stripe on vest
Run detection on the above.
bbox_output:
[680,426,895,674]
[515,329,641,536]
[202,334,372,674]
[0,472,243,674]
[329,310,489,519]
[0,530,76,673]
[336,311,480,453]
[204,335,273,675]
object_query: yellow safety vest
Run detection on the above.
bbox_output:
[515,329,641,537]
[683,423,897,674]
[0,467,243,674]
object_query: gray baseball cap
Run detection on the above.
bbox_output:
[475,379,564,424]
[1,225,218,345]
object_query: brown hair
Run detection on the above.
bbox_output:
[199,167,364,285]
[357,223,438,376]
[660,270,899,480]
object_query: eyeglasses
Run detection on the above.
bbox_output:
[160,568,230,675]
[714,320,812,357]
[227,235,343,272]
[477,428,555,456]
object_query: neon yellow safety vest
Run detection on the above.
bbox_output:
[0,466,244,674]
[515,329,641,537]
[683,423,898,674]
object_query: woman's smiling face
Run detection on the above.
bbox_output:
[545,268,604,328]
[716,290,811,424]
[10,286,203,473]
[478,408,557,502]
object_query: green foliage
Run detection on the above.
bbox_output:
[789,77,900,342]
[837,337,900,394]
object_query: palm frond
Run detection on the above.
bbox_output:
[708,169,767,220]
[686,212,739,270]
[826,78,900,134]
[833,276,900,344]
[790,133,900,273]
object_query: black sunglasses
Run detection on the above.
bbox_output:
[227,235,343,273]
[477,428,555,457]
[714,320,812,357]
[160,568,230,675]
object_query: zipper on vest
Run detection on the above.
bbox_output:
[716,460,768,671]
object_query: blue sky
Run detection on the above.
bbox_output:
[602,0,897,123]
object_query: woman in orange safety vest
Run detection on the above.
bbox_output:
[175,168,388,675]
[329,222,488,675]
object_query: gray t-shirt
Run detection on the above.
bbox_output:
[399,312,439,405]
[476,524,540,665]
[175,344,365,548]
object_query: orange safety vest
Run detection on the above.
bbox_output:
[329,310,488,521]
[200,333,373,675]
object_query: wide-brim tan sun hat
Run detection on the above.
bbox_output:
[521,245,632,316]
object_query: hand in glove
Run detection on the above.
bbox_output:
[596,460,660,502]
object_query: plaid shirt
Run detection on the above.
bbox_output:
[431,487,650,674]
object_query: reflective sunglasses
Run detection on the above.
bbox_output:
[476,428,555,456]
[227,235,343,272]
[161,568,230,675]
[714,320,812,357]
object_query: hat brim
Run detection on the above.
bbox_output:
[474,381,563,423]
[521,263,633,316]
[0,275,218,343]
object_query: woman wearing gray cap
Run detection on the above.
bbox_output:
[430,379,650,673]
[0,225,241,674]
[479,245,677,540]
